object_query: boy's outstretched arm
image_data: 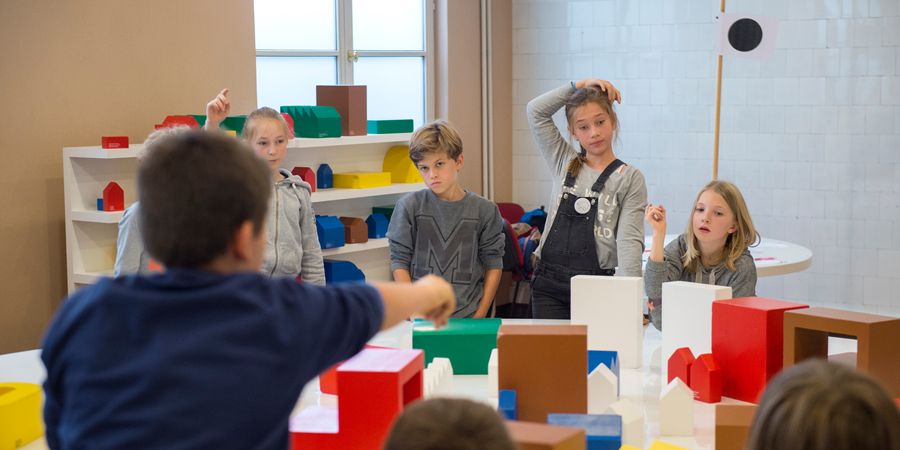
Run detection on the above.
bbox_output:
[372,275,455,330]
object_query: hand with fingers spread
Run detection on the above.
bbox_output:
[575,78,622,104]
[204,88,231,131]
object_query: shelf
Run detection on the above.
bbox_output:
[287,133,411,149]
[311,183,421,203]
[322,238,389,257]
[63,146,140,159]
[70,210,125,223]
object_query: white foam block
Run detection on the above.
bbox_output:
[571,275,644,369]
[487,348,498,395]
[588,363,618,414]
[660,378,694,436]
[424,357,454,397]
[606,397,645,448]
[661,281,732,369]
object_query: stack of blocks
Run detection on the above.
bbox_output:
[570,276,643,369]
[661,281,732,374]
[423,357,453,397]
[412,318,500,374]
[0,383,44,450]
[290,348,423,450]
[497,325,587,422]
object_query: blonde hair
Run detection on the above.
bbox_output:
[137,125,192,161]
[563,87,619,178]
[683,180,758,272]
[408,119,463,163]
[241,107,292,141]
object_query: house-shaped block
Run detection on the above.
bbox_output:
[291,348,423,450]
[291,166,316,192]
[691,353,722,403]
[667,347,695,386]
[498,325,587,422]
[316,163,334,189]
[712,297,808,402]
[366,213,388,239]
[659,378,693,436]
[412,318,500,374]
[316,215,345,249]
[102,181,124,212]
[339,216,368,244]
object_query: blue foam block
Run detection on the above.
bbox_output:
[96,198,104,211]
[323,260,365,284]
[498,389,517,420]
[588,350,620,396]
[547,414,622,450]
[366,213,389,239]
[317,163,333,189]
[315,215,345,249]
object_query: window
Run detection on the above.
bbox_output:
[254,0,433,127]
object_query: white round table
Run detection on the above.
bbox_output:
[643,235,812,277]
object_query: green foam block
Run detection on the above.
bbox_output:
[412,318,501,375]
[368,119,414,134]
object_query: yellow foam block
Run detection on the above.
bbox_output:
[333,172,392,189]
[225,129,237,136]
[648,440,689,450]
[0,383,44,450]
[382,145,422,183]
[619,446,641,450]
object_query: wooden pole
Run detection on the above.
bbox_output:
[713,0,726,180]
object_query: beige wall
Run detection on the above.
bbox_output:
[490,0,513,202]
[0,0,257,353]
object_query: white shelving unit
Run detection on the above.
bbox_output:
[63,133,417,293]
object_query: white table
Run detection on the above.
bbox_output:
[643,235,812,277]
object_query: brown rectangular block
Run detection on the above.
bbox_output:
[316,85,367,136]
[505,420,586,450]
[715,403,757,450]
[498,325,587,422]
[783,307,900,396]
[339,216,369,244]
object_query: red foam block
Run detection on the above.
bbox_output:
[668,347,695,386]
[291,166,316,192]
[102,182,124,212]
[101,136,129,149]
[691,353,722,403]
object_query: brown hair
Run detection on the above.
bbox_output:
[747,359,900,450]
[383,398,516,450]
[241,107,292,141]
[408,119,463,164]
[563,87,619,178]
[683,180,758,272]
[138,130,271,268]
[137,125,192,161]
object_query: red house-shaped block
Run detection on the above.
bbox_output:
[281,113,295,137]
[155,115,200,129]
[291,166,316,192]
[102,182,124,212]
[691,353,722,403]
[291,348,424,450]
[712,297,808,403]
[668,347,695,386]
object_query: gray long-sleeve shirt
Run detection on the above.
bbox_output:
[387,189,505,318]
[526,83,647,276]
[114,202,152,276]
[643,234,758,302]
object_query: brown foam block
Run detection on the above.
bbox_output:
[316,85,367,136]
[783,307,900,396]
[339,217,369,244]
[715,403,757,450]
[498,325,587,422]
[505,420,586,450]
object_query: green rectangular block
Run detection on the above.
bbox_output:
[220,115,247,135]
[281,105,341,138]
[412,318,501,375]
[372,205,396,222]
[368,119,414,134]
[190,115,208,127]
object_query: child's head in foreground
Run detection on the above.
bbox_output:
[138,130,271,271]
[408,120,465,198]
[747,359,900,450]
[383,397,516,450]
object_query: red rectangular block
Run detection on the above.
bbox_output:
[712,297,808,403]
[101,136,129,149]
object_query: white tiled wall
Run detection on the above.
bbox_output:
[512,0,900,316]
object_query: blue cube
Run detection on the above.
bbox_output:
[547,414,622,450]
[498,390,517,420]
[366,213,389,239]
[324,260,365,284]
[315,215,345,249]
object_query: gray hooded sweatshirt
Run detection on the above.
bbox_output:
[114,169,325,284]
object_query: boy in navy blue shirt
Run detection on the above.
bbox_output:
[41,131,454,449]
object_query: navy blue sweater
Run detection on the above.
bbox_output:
[41,269,383,449]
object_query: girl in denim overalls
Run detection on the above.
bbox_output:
[526,79,648,319]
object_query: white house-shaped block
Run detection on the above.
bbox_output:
[661,281,732,374]
[660,378,694,436]
[571,275,643,369]
[424,357,453,397]
[588,363,618,414]
[606,397,645,448]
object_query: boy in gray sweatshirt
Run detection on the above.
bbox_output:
[387,120,505,318]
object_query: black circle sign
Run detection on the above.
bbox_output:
[728,18,763,52]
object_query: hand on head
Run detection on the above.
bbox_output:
[575,79,622,104]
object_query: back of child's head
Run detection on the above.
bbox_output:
[683,179,758,272]
[383,397,516,450]
[137,125,193,161]
[747,359,900,450]
[137,130,271,269]
[242,107,292,141]
[562,86,619,177]
[408,119,463,164]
